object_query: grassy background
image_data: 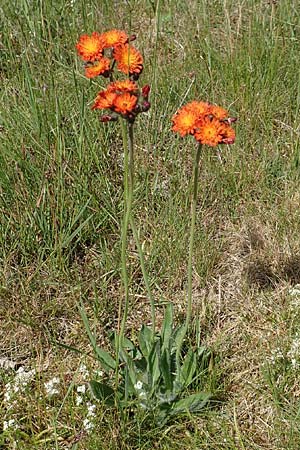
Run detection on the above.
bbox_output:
[1,0,300,448]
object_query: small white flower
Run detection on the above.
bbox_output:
[134,381,143,390]
[87,402,96,416]
[83,418,94,431]
[15,367,35,387]
[138,390,147,400]
[44,377,60,396]
[77,384,86,394]
[3,419,16,431]
[76,395,83,406]
[79,364,89,380]
[289,285,300,297]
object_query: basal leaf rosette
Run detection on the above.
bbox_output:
[172,101,236,146]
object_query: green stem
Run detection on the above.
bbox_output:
[121,121,156,335]
[118,121,133,343]
[176,143,202,366]
[114,120,133,398]
[129,124,155,337]
[186,143,202,330]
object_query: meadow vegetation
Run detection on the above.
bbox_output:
[1,0,300,448]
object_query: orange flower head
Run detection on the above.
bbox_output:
[221,123,236,144]
[112,93,138,114]
[185,101,211,117]
[171,108,199,136]
[92,90,117,110]
[209,104,228,120]
[101,29,128,48]
[113,44,143,75]
[84,58,111,78]
[76,32,104,61]
[194,117,227,146]
[107,79,138,94]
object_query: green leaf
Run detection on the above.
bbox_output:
[179,349,197,388]
[160,349,174,391]
[169,392,211,416]
[138,324,153,358]
[173,325,186,350]
[161,303,173,352]
[110,332,135,352]
[148,340,161,389]
[89,380,115,406]
[79,304,116,371]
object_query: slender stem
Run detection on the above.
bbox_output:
[127,122,156,334]
[114,120,133,401]
[118,121,133,342]
[186,143,202,330]
[119,122,134,339]
[176,143,202,367]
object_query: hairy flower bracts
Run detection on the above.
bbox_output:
[172,101,236,146]
[76,29,148,122]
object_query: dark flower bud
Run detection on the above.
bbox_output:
[134,104,141,114]
[141,101,151,112]
[141,85,150,100]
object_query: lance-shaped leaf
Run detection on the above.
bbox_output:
[161,303,173,352]
[79,304,116,371]
[169,391,211,416]
[138,324,153,358]
[89,380,115,406]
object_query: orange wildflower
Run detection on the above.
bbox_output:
[209,104,228,120]
[92,90,117,110]
[221,123,236,144]
[101,29,128,48]
[194,117,232,146]
[107,79,138,93]
[84,58,111,78]
[171,108,199,136]
[185,101,210,117]
[76,32,104,61]
[112,93,138,114]
[113,44,143,75]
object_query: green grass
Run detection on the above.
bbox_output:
[2,0,300,448]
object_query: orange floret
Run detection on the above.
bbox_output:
[76,32,104,61]
[107,79,138,93]
[185,101,211,117]
[221,123,236,144]
[100,29,128,48]
[92,90,117,110]
[113,44,143,75]
[209,104,228,120]
[112,93,138,114]
[171,108,199,136]
[194,117,227,146]
[84,58,111,78]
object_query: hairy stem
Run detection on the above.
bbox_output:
[127,121,156,334]
[186,143,202,330]
[176,143,202,367]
